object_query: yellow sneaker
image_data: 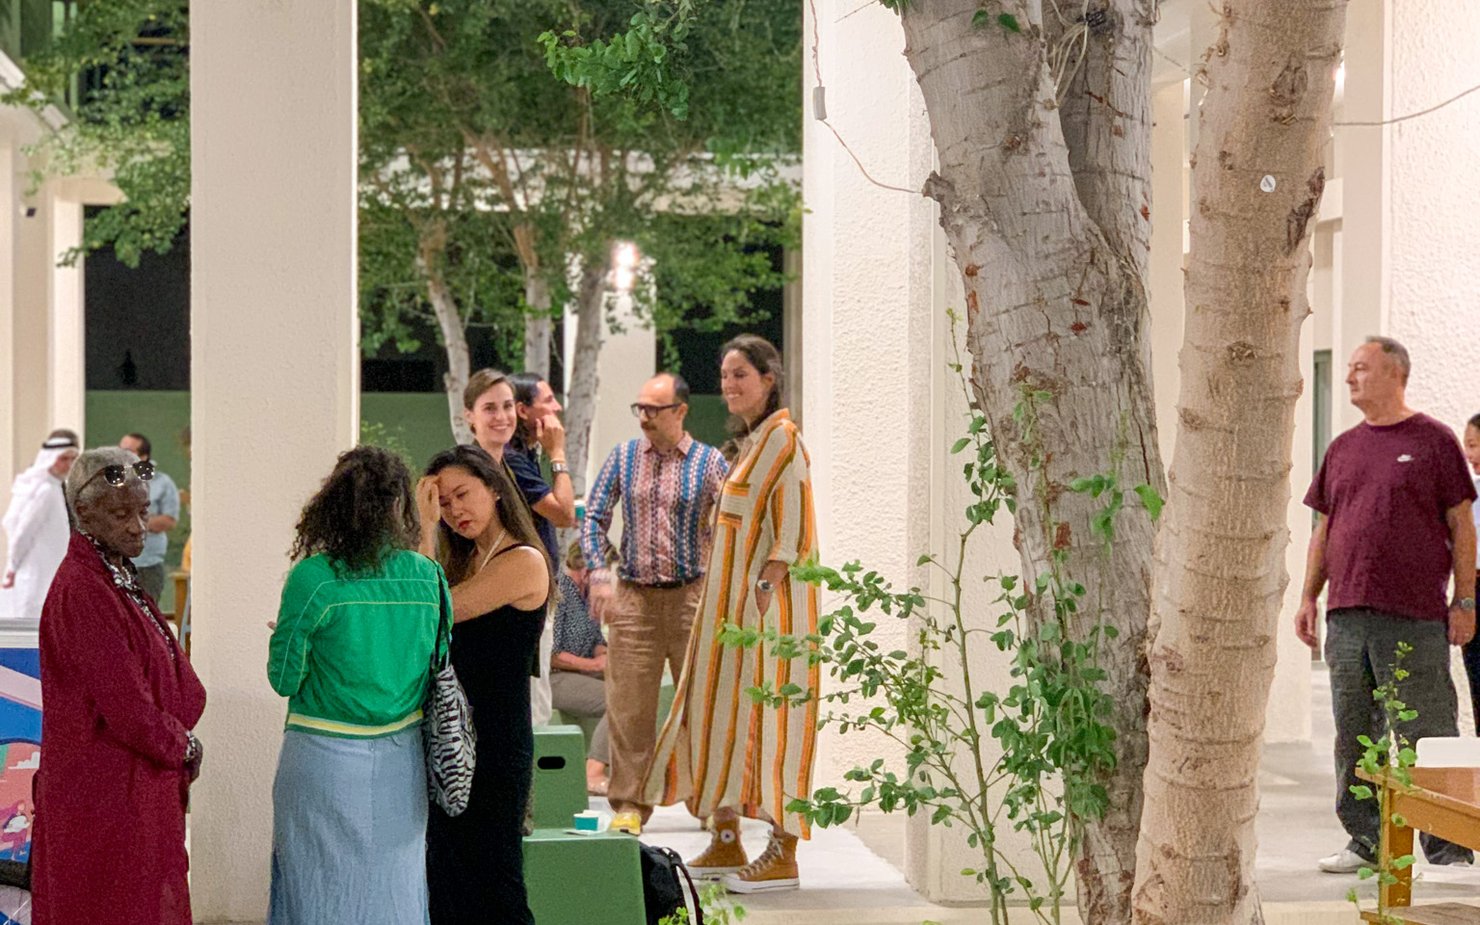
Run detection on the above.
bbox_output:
[688,815,748,879]
[611,811,642,836]
[720,832,798,893]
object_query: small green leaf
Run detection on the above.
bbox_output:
[951,437,971,455]
[998,13,1022,34]
[971,9,990,26]
[1133,483,1165,521]
[1357,866,1375,880]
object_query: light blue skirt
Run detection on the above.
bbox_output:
[269,726,430,925]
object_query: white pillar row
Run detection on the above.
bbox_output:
[46,191,83,438]
[189,1,359,919]
[0,131,16,578]
[1331,0,1389,434]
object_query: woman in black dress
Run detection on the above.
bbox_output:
[418,446,555,924]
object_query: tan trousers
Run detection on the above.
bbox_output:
[605,579,701,816]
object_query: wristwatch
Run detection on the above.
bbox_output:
[1456,597,1476,612]
[550,461,570,476]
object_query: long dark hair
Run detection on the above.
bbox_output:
[424,445,557,601]
[507,371,545,450]
[290,446,419,576]
[720,334,784,461]
[1469,412,1480,432]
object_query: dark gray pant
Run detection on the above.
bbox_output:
[136,563,166,606]
[1326,608,1472,862]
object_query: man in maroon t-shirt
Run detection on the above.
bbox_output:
[1296,336,1478,873]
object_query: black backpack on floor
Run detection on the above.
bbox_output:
[639,844,703,925]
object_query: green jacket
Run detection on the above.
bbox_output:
[268,550,451,738]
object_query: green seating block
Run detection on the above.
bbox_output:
[524,828,646,925]
[532,725,588,829]
[548,708,600,753]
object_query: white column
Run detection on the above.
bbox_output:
[46,193,84,438]
[11,180,54,476]
[803,0,985,901]
[188,2,359,919]
[1332,0,1389,433]
[0,133,14,580]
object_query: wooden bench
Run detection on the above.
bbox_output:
[1356,766,1480,921]
[1360,902,1480,924]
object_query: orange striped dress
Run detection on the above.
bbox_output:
[643,409,820,837]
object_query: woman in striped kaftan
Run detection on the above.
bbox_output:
[643,335,819,894]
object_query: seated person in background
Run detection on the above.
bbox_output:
[551,541,610,796]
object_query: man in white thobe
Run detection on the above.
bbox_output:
[2,431,80,621]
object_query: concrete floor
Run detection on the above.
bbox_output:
[633,662,1480,923]
[208,662,1480,924]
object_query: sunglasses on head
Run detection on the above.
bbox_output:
[81,460,155,491]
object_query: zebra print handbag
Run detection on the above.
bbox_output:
[423,611,476,816]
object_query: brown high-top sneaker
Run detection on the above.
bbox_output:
[720,831,799,893]
[687,816,748,878]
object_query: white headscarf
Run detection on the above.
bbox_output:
[3,434,80,538]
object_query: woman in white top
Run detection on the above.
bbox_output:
[2,430,80,621]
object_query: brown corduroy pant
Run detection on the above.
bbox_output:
[605,579,702,818]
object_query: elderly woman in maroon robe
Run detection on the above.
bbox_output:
[32,447,206,925]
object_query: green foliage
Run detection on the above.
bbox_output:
[1346,642,1419,925]
[720,316,1142,925]
[657,882,746,925]
[358,0,802,375]
[2,0,189,266]
[13,0,800,399]
[539,1,697,120]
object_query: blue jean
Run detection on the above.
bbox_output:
[1325,608,1472,862]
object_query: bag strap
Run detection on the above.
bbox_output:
[431,578,454,673]
[661,847,703,925]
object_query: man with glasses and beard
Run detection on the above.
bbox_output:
[580,372,727,836]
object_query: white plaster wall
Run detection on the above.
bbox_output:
[1384,0,1480,432]
[188,2,359,919]
[800,0,922,798]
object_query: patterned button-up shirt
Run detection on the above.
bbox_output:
[581,433,728,585]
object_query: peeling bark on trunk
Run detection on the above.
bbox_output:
[898,4,1164,922]
[416,219,474,446]
[563,258,609,499]
[524,275,553,380]
[1132,4,1347,924]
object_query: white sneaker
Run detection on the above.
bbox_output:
[1317,848,1374,874]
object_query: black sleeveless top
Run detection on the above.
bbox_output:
[427,545,549,925]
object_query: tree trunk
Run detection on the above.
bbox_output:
[524,275,553,379]
[1132,4,1347,924]
[563,257,609,499]
[416,219,474,445]
[897,4,1163,922]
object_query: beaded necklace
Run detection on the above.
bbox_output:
[81,532,178,660]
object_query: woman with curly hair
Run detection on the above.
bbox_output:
[417,444,553,925]
[266,446,453,924]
